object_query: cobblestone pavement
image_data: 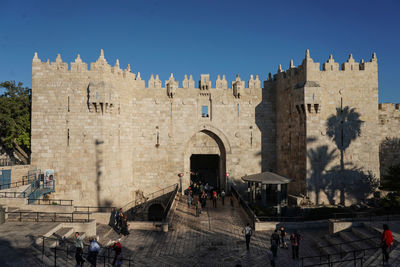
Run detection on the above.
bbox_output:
[121,196,325,267]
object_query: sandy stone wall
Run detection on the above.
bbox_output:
[31,49,400,207]
[379,103,400,176]
[31,50,275,207]
[271,51,382,205]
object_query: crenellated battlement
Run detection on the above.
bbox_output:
[268,49,378,83]
[32,49,137,81]
[33,50,263,92]
[145,73,261,91]
[379,103,400,111]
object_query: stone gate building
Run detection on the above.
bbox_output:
[31,49,400,207]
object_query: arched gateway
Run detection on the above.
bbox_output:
[183,125,231,191]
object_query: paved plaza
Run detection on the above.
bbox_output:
[120,196,325,267]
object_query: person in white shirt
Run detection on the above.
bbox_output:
[242,223,253,250]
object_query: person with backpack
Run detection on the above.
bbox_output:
[242,223,253,250]
[382,224,394,262]
[290,230,302,259]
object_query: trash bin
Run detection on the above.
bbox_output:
[0,206,5,224]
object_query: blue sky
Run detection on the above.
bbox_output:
[0,0,399,102]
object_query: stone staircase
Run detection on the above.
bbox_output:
[307,223,398,266]
[123,184,178,222]
[31,223,128,266]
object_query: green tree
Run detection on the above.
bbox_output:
[0,81,31,155]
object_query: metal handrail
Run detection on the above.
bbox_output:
[301,246,379,264]
[74,206,116,213]
[121,183,178,212]
[0,177,33,190]
[40,236,134,266]
[231,185,257,227]
[162,184,179,221]
[302,257,364,267]
[5,211,91,222]
[30,199,73,206]
[0,191,27,198]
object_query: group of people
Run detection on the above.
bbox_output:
[185,181,228,217]
[74,232,123,266]
[115,208,130,236]
[242,224,302,266]
[242,223,395,266]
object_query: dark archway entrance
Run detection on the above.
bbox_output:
[148,204,164,221]
[190,154,220,188]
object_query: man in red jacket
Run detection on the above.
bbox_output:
[382,224,394,262]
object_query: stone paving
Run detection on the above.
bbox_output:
[119,196,326,267]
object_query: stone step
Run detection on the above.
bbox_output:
[351,226,379,246]
[359,248,381,267]
[337,230,372,250]
[46,227,74,247]
[323,234,354,254]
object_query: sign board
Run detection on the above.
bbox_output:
[44,169,54,189]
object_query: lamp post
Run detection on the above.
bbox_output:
[178,173,184,193]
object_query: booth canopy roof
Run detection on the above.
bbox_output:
[242,172,293,185]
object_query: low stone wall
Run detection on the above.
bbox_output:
[255,219,328,231]
[328,219,363,234]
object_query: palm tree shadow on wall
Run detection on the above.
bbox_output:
[325,106,364,205]
[307,106,379,205]
[307,145,336,205]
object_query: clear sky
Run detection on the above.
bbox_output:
[0,0,399,102]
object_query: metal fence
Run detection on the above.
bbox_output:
[40,236,134,266]
[30,199,73,206]
[5,211,91,222]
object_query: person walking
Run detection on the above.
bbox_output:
[88,237,101,266]
[74,232,85,266]
[271,238,278,258]
[242,223,253,250]
[195,200,202,217]
[201,191,207,208]
[280,226,288,248]
[115,208,122,230]
[187,193,193,208]
[271,229,281,249]
[381,224,394,263]
[120,215,130,236]
[221,189,226,206]
[212,190,217,208]
[290,230,302,259]
[111,241,122,267]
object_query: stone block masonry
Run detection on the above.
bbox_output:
[30,49,400,207]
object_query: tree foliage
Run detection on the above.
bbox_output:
[0,81,31,153]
